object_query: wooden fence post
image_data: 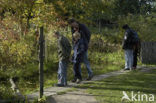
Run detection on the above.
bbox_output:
[39,26,44,98]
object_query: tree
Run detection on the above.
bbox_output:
[113,0,155,16]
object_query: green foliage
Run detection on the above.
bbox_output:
[0,83,15,100]
[0,0,156,100]
[118,14,156,41]
[113,0,155,16]
[32,96,47,103]
[0,40,32,70]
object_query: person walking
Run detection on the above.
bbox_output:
[72,31,87,83]
[132,30,141,69]
[122,24,135,70]
[53,31,71,87]
[68,18,93,80]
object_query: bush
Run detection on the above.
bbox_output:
[0,83,15,100]
[0,39,32,76]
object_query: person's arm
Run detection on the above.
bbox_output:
[71,27,76,45]
[80,24,91,43]
[77,44,85,55]
[122,31,129,49]
[85,28,91,43]
[75,41,85,62]
[58,38,67,60]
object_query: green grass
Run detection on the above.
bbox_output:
[56,88,77,95]
[0,83,15,99]
[76,69,156,103]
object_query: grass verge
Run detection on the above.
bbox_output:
[76,69,156,103]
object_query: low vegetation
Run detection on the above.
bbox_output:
[77,69,156,103]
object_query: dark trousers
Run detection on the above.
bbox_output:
[133,49,138,68]
[73,62,82,80]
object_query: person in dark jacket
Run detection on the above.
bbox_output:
[132,31,141,69]
[122,24,135,70]
[72,31,86,83]
[68,18,93,80]
[53,31,71,87]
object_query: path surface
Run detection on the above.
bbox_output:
[27,66,156,103]
[46,89,97,103]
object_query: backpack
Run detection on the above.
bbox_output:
[130,30,139,44]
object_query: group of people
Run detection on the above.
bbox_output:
[53,19,93,87]
[122,24,140,71]
[53,19,140,87]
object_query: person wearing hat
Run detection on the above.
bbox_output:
[68,18,93,80]
[72,31,87,83]
[53,31,71,87]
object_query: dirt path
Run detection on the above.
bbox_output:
[46,89,97,103]
[44,70,130,103]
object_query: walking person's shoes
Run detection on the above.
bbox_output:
[71,78,77,83]
[86,74,94,81]
[124,68,130,71]
[76,79,82,84]
[54,84,65,87]
[132,67,136,70]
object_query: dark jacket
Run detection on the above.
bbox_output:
[71,23,91,48]
[132,30,141,53]
[58,35,71,61]
[122,29,135,50]
[72,38,86,63]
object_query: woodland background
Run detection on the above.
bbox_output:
[0,0,156,100]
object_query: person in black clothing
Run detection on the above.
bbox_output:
[122,24,135,70]
[72,31,86,83]
[122,24,140,70]
[133,36,141,69]
[68,18,93,80]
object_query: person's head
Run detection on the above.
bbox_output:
[122,24,130,30]
[68,18,79,28]
[53,31,60,39]
[73,31,81,42]
[73,26,79,31]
